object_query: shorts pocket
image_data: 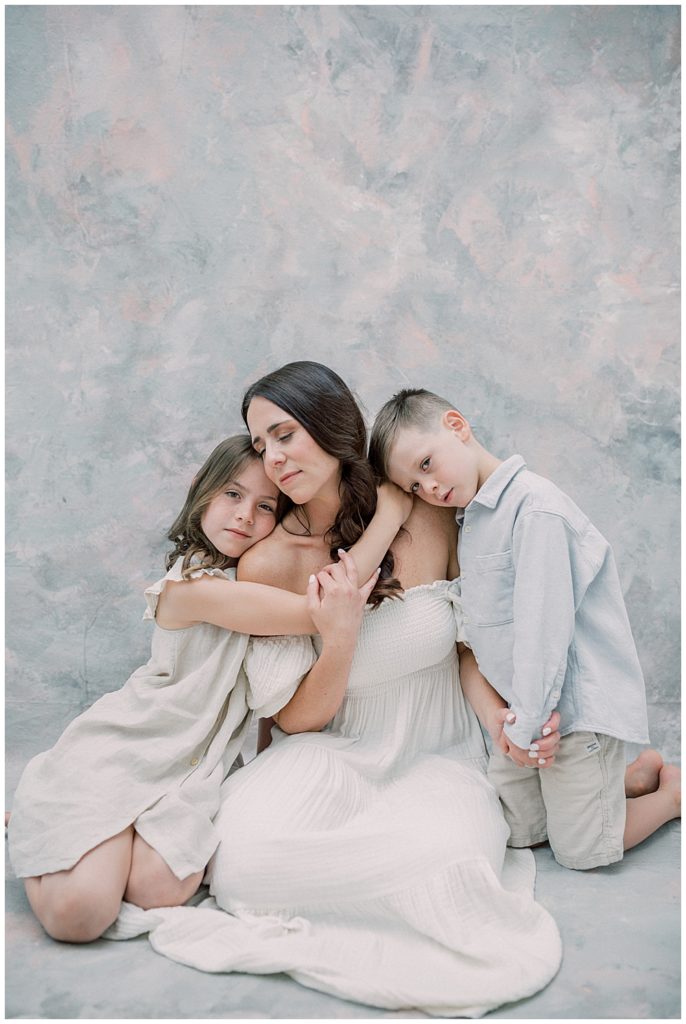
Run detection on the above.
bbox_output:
[473,550,514,626]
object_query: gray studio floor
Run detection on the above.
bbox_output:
[5,715,681,1020]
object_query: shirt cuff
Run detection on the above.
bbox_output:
[503,712,548,750]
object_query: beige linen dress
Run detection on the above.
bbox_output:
[8,560,316,881]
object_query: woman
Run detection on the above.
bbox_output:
[110,362,561,1017]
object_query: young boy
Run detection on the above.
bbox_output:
[369,388,680,870]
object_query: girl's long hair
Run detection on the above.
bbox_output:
[241,361,402,607]
[166,435,261,577]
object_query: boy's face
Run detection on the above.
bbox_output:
[386,414,482,509]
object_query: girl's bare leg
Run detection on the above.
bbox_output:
[24,827,134,943]
[124,831,204,910]
[625,749,664,798]
[624,764,681,850]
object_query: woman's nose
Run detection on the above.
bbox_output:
[265,442,285,468]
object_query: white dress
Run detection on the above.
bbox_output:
[8,561,314,881]
[106,581,561,1018]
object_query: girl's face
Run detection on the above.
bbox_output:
[246,396,341,504]
[201,459,279,558]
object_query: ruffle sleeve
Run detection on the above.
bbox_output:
[143,560,235,620]
[446,578,470,646]
[244,635,318,718]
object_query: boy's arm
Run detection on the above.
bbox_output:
[502,510,577,749]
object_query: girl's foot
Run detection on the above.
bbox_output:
[658,764,681,819]
[625,749,664,798]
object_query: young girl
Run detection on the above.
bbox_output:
[8,435,411,944]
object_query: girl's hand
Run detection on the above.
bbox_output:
[376,481,413,528]
[306,550,379,646]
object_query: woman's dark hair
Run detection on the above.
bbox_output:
[166,435,262,577]
[241,361,402,607]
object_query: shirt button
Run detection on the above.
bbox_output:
[551,690,561,701]
[190,757,199,766]
[465,525,472,533]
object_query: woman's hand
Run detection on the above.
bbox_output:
[307,550,379,645]
[488,709,561,768]
[376,481,413,529]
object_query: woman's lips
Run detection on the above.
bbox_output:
[279,470,301,486]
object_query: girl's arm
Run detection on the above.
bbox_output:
[344,482,412,581]
[158,483,411,635]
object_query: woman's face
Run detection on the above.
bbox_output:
[246,396,341,504]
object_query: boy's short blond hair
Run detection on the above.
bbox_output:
[369,388,453,480]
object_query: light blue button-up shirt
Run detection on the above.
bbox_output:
[456,455,650,749]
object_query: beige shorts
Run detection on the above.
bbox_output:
[487,731,626,870]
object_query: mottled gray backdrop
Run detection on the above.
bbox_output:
[6,5,680,796]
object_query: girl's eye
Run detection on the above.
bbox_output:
[410,482,419,494]
[225,490,241,499]
[421,457,431,471]
[258,503,276,514]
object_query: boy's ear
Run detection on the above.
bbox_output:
[443,409,471,440]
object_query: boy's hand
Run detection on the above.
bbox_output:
[376,481,413,528]
[490,709,561,768]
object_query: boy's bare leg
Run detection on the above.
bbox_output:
[625,749,664,798]
[24,827,134,943]
[124,831,204,910]
[624,764,681,850]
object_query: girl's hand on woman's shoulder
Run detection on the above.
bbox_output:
[376,481,413,528]
[307,550,379,646]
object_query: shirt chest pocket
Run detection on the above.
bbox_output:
[473,550,514,626]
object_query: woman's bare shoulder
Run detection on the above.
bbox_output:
[390,500,455,583]
[404,499,457,540]
[236,527,299,588]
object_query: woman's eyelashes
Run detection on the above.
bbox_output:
[255,431,293,459]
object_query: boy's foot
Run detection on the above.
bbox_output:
[658,764,681,819]
[625,749,664,798]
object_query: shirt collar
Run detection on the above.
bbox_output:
[455,455,527,523]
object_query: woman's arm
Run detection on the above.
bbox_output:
[458,644,560,767]
[274,553,375,734]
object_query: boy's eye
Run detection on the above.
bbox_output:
[420,457,431,471]
[410,482,419,494]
